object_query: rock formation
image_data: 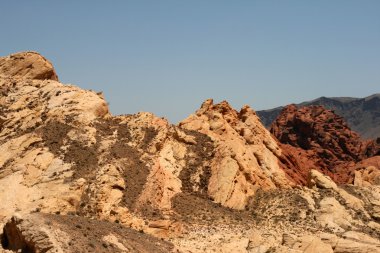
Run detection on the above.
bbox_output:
[1,51,380,253]
[257,94,380,139]
[0,51,58,81]
[271,104,380,184]
[179,99,293,209]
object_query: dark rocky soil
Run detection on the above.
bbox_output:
[50,214,175,253]
[171,193,250,226]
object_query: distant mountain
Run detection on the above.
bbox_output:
[257,94,380,139]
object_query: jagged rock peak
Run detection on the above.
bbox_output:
[180,99,293,209]
[0,51,58,81]
[195,98,260,122]
[195,99,239,119]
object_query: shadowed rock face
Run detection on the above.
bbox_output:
[1,51,380,253]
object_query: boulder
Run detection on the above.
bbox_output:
[0,51,58,81]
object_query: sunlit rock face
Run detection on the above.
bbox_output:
[0,51,58,81]
[1,51,380,253]
[179,99,293,209]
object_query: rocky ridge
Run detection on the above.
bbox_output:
[0,52,379,253]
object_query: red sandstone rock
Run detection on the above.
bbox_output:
[272,105,380,184]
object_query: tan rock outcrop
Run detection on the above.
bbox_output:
[350,157,380,186]
[282,233,334,253]
[320,232,380,253]
[0,51,58,81]
[308,170,367,217]
[308,169,338,190]
[0,67,109,227]
[179,99,293,209]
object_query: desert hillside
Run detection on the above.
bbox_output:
[0,52,380,253]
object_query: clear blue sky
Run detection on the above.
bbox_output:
[1,1,379,122]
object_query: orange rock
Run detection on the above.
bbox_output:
[0,51,58,81]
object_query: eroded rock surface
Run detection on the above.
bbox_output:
[0,52,58,81]
[179,99,293,209]
[1,51,380,253]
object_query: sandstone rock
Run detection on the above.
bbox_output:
[271,105,364,163]
[0,51,58,81]
[180,99,293,209]
[148,220,172,229]
[1,51,380,253]
[307,170,367,215]
[352,157,380,186]
[169,224,255,253]
[2,214,67,253]
[333,231,380,253]
[316,197,353,232]
[272,105,380,185]
[257,94,380,140]
[220,237,249,253]
[307,169,337,190]
[282,233,333,253]
[364,137,380,157]
[0,213,175,253]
